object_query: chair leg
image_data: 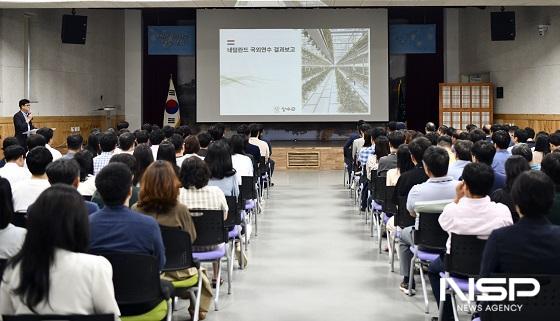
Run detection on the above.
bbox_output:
[239,236,245,270]
[254,205,258,237]
[389,231,395,272]
[192,269,203,321]
[408,254,416,296]
[419,264,429,314]
[227,245,233,295]
[214,260,222,311]
[370,211,375,237]
[451,292,460,321]
[166,299,173,321]
[377,218,383,254]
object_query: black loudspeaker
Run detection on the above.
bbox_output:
[61,15,87,44]
[491,11,516,41]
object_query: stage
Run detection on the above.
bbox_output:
[270,140,344,170]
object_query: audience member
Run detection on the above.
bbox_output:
[425,122,436,134]
[472,140,506,192]
[93,131,117,175]
[392,137,431,205]
[156,142,180,175]
[248,123,270,161]
[429,162,513,321]
[508,128,528,153]
[398,145,458,294]
[0,177,25,259]
[62,134,83,160]
[162,125,175,139]
[0,185,120,317]
[0,137,20,168]
[540,152,560,225]
[134,129,149,145]
[386,144,414,187]
[230,134,254,181]
[436,135,455,164]
[0,145,30,188]
[149,128,165,160]
[85,131,101,157]
[132,143,154,186]
[12,147,52,212]
[480,171,560,279]
[512,143,539,170]
[490,155,530,222]
[116,132,135,155]
[179,157,228,283]
[117,120,129,131]
[205,140,239,197]
[168,133,185,161]
[132,161,213,319]
[491,130,511,176]
[469,129,486,143]
[26,134,46,151]
[74,150,97,198]
[92,154,140,208]
[178,135,203,167]
[36,127,62,161]
[378,131,404,177]
[447,140,472,180]
[533,133,550,165]
[525,127,536,149]
[89,163,165,270]
[549,132,560,151]
[197,132,212,158]
[366,135,389,180]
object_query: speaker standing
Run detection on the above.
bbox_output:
[13,99,36,150]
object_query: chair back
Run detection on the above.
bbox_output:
[395,196,415,228]
[0,258,6,278]
[481,275,560,321]
[240,176,256,201]
[383,186,397,215]
[414,200,451,252]
[3,315,114,321]
[445,234,486,278]
[373,175,386,204]
[224,196,241,227]
[159,226,196,272]
[94,252,162,306]
[258,156,267,176]
[190,209,227,247]
[12,211,26,228]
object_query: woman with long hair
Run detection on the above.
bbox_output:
[0,185,120,318]
[230,134,254,183]
[204,140,239,197]
[74,150,97,199]
[132,161,212,319]
[533,133,550,165]
[0,177,25,259]
[156,142,180,176]
[132,144,154,186]
[366,135,390,180]
[85,131,101,157]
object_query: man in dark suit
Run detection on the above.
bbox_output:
[13,99,35,149]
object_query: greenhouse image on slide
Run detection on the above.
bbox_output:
[301,28,370,114]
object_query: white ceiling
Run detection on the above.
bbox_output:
[0,0,558,9]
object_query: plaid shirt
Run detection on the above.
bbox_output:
[179,186,228,219]
[358,146,375,167]
[93,151,113,175]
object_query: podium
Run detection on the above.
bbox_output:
[93,105,119,129]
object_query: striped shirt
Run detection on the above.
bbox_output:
[358,146,375,167]
[178,186,228,220]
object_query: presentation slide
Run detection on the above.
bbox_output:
[197,9,388,122]
[220,29,370,116]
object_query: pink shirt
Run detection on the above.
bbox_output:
[439,196,513,253]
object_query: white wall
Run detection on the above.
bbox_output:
[0,9,125,117]
[444,8,460,83]
[460,6,560,114]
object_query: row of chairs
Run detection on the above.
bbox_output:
[345,165,559,321]
[1,170,271,321]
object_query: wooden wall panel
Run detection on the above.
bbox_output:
[494,114,560,134]
[0,115,126,155]
[272,147,344,170]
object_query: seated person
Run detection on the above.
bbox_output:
[179,157,228,284]
[490,156,530,222]
[0,145,30,188]
[132,161,213,320]
[61,134,83,160]
[471,140,506,192]
[398,146,458,294]
[0,185,120,318]
[447,140,472,180]
[392,137,431,206]
[36,127,62,161]
[73,150,97,198]
[91,153,140,208]
[115,132,135,155]
[377,131,405,177]
[481,170,560,276]
[540,152,560,225]
[197,132,212,158]
[427,163,513,321]
[230,134,254,182]
[366,136,389,180]
[0,137,20,168]
[205,140,239,197]
[93,131,118,175]
[89,163,165,269]
[45,159,99,214]
[12,147,52,213]
[0,177,26,259]
[512,143,540,170]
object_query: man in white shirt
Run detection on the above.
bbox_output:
[115,132,135,155]
[37,127,62,161]
[12,146,52,212]
[248,124,270,161]
[399,146,458,294]
[0,145,30,189]
[427,162,513,321]
[149,129,165,161]
[447,139,472,180]
[352,123,370,162]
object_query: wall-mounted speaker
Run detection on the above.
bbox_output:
[61,14,87,44]
[491,11,515,41]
